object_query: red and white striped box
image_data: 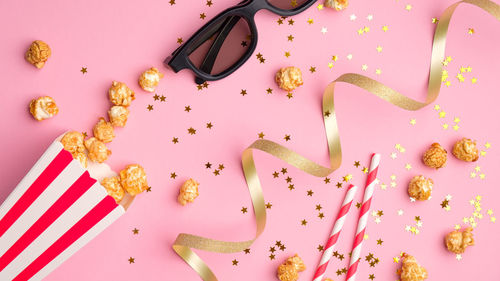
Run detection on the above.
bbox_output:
[0,139,130,281]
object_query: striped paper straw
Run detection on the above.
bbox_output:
[346,153,381,281]
[312,184,358,281]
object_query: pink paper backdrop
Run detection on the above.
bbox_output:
[1,0,499,280]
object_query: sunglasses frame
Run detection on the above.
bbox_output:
[164,0,317,84]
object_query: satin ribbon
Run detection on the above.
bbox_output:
[172,1,500,280]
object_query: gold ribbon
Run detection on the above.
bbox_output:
[172,1,500,280]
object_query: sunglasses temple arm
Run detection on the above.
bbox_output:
[198,15,241,77]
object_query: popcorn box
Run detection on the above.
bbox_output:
[0,138,133,281]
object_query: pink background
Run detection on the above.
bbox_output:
[1,0,499,280]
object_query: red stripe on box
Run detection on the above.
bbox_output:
[12,196,118,281]
[0,171,95,271]
[0,149,73,237]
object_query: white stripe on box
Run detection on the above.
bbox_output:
[0,142,63,220]
[0,182,106,281]
[0,160,84,256]
[32,205,124,281]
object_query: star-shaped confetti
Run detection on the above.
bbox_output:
[80,67,87,74]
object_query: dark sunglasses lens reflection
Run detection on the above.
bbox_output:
[187,15,253,77]
[267,0,311,10]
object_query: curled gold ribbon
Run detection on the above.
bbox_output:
[172,1,500,280]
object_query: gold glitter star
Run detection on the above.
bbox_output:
[172,137,179,144]
[206,122,213,129]
[80,67,87,74]
[82,132,88,138]
[468,28,475,34]
[170,172,177,179]
[187,127,196,135]
[284,134,291,141]
[354,161,360,167]
[382,25,388,32]
[405,4,412,11]
[432,17,439,23]
[147,104,153,111]
[410,119,416,125]
[177,38,183,44]
[270,246,276,253]
[169,0,175,5]
[277,18,284,25]
[241,207,248,213]
[153,94,159,101]
[265,202,272,209]
[288,184,295,191]
[269,254,275,260]
[244,248,250,254]
[284,51,291,58]
[316,204,322,211]
[287,35,294,41]
[128,257,135,264]
[288,19,294,25]
[132,228,139,235]
[281,168,288,174]
[240,89,247,96]
[218,164,225,170]
[309,66,316,73]
[317,245,324,251]
[160,95,166,102]
[307,18,314,24]
[232,259,238,266]
[317,4,324,10]
[376,46,383,52]
[286,92,293,99]
[213,169,220,176]
[324,177,330,184]
[258,132,265,139]
[307,190,314,196]
[336,182,342,188]
[146,186,152,192]
[376,239,383,245]
[184,105,191,112]
[285,176,292,183]
[205,162,212,169]
[369,274,375,280]
[266,88,273,94]
[301,219,307,226]
[324,110,331,117]
[272,171,279,178]
[343,174,352,182]
[318,213,325,219]
[206,0,213,6]
[200,13,206,19]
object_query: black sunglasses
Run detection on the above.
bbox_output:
[164,0,317,84]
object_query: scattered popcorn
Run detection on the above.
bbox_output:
[119,164,148,195]
[445,227,474,254]
[324,0,349,11]
[108,81,135,107]
[73,152,88,168]
[29,96,59,121]
[398,254,428,281]
[108,105,130,127]
[408,175,433,201]
[139,67,164,92]
[93,117,115,143]
[60,131,88,167]
[101,176,125,203]
[452,138,479,162]
[177,178,199,206]
[277,254,305,281]
[275,66,303,91]
[84,137,111,163]
[25,40,51,68]
[422,143,447,169]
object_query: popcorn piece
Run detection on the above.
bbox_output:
[324,0,349,11]
[285,254,306,272]
[93,117,115,143]
[445,227,474,254]
[139,67,164,92]
[61,131,86,154]
[408,175,433,201]
[101,176,125,203]
[452,138,479,162]
[177,179,199,206]
[108,105,130,127]
[275,66,303,91]
[422,143,447,169]
[277,254,305,281]
[119,164,148,195]
[25,40,51,68]
[399,254,428,281]
[108,81,135,107]
[277,264,299,281]
[84,137,111,163]
[74,152,88,168]
[29,96,59,121]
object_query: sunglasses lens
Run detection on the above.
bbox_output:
[267,0,311,10]
[187,15,253,77]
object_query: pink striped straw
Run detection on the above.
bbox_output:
[312,184,358,281]
[345,153,381,281]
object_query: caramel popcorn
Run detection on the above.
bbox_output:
[422,143,447,169]
[276,254,305,281]
[407,175,433,201]
[139,67,164,92]
[324,0,349,11]
[452,138,479,162]
[445,227,474,254]
[275,66,303,91]
[119,164,148,195]
[74,152,88,168]
[25,40,51,68]
[29,96,59,121]
[84,137,111,163]
[101,176,125,203]
[108,81,135,107]
[177,179,199,206]
[61,131,86,154]
[93,117,115,143]
[277,264,299,281]
[399,254,428,281]
[108,105,129,127]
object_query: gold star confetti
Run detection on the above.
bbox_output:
[336,182,342,188]
[172,137,179,144]
[82,132,88,138]
[468,28,475,34]
[301,219,308,226]
[206,0,213,6]
[317,4,324,10]
[265,202,272,209]
[200,13,206,19]
[232,259,238,266]
[206,122,213,129]
[286,92,293,99]
[177,37,183,44]
[375,68,382,75]
[153,94,159,101]
[318,213,325,219]
[328,62,334,69]
[160,95,166,102]
[471,77,478,83]
[184,105,191,112]
[284,134,291,141]
[324,177,330,184]
[382,25,389,32]
[187,127,196,135]
[132,228,139,235]
[266,88,273,94]
[287,34,294,41]
[80,67,87,74]
[288,184,295,191]
[376,46,383,53]
[405,4,412,11]
[284,51,291,58]
[213,169,220,176]
[147,104,153,111]
[405,163,412,170]
[410,119,416,125]
[316,204,322,211]
[354,161,361,167]
[170,172,177,179]
[241,207,248,214]
[376,239,383,245]
[309,66,316,73]
[307,18,314,24]
[307,190,314,196]
[244,248,250,254]
[432,17,439,23]
[288,19,294,25]
[258,132,265,139]
[269,254,275,260]
[128,257,135,264]
[361,64,368,71]
[281,168,288,174]
[169,0,175,5]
